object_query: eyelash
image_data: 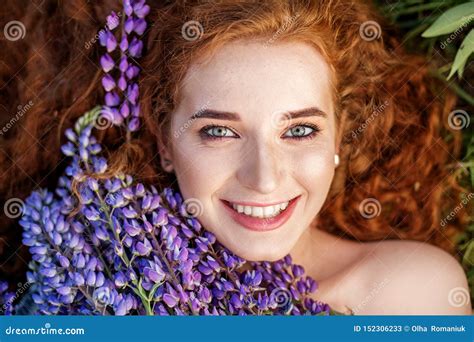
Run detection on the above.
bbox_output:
[199,121,321,141]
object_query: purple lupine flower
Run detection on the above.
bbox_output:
[5,0,339,317]
[98,0,150,132]
[17,110,333,312]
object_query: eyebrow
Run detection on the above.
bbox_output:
[189,106,328,121]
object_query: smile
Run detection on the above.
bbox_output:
[230,201,288,218]
[220,195,301,232]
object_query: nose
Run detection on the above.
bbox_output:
[236,139,283,194]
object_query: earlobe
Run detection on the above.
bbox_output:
[161,157,174,173]
[157,135,174,173]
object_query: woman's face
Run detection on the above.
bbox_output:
[162,39,338,261]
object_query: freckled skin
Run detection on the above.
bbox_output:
[161,39,338,262]
[158,39,472,314]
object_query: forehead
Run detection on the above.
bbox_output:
[178,39,334,118]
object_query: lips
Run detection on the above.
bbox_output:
[220,195,301,232]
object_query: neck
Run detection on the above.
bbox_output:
[289,223,348,281]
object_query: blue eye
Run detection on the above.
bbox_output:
[283,123,320,140]
[199,122,321,141]
[200,125,238,140]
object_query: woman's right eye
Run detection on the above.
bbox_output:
[200,125,238,140]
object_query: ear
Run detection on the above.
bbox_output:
[157,132,174,173]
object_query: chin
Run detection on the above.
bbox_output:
[225,242,290,262]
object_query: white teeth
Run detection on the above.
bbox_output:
[231,201,290,218]
[244,206,252,215]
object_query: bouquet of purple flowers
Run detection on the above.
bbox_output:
[0,0,340,316]
[1,107,333,316]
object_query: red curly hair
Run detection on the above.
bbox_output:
[0,0,470,285]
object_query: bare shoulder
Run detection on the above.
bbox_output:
[345,239,471,315]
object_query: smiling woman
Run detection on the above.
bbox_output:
[0,0,471,315]
[162,40,338,263]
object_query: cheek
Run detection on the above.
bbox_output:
[289,146,335,204]
[171,143,234,199]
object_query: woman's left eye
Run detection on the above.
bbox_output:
[282,124,320,140]
[199,125,238,140]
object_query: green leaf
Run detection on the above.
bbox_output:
[463,239,474,266]
[448,29,474,79]
[422,2,474,38]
